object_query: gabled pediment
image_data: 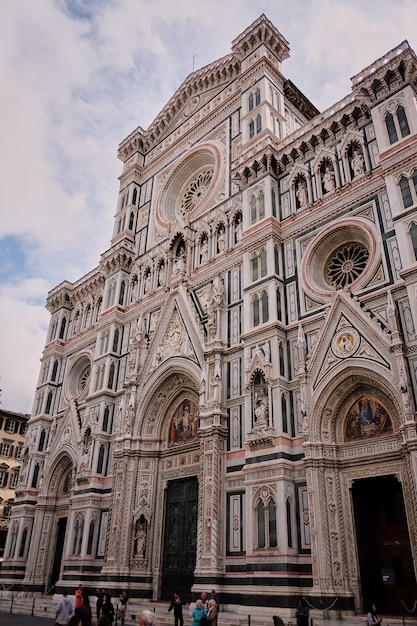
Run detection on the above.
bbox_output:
[307,291,392,391]
[146,286,205,374]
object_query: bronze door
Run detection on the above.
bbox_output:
[352,475,416,614]
[161,476,198,601]
[50,517,67,592]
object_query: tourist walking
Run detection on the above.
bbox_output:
[96,587,106,621]
[168,592,185,626]
[366,602,383,626]
[101,594,115,624]
[55,589,73,626]
[118,590,129,626]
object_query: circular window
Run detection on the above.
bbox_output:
[326,243,369,288]
[64,354,92,401]
[79,365,91,393]
[179,168,214,215]
[300,218,380,301]
[155,142,224,229]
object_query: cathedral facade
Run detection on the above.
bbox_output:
[2,14,417,616]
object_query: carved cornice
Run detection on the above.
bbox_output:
[100,240,136,275]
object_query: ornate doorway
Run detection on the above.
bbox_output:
[49,517,67,592]
[161,476,198,601]
[352,475,415,613]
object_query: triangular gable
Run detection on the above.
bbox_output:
[307,290,392,391]
[146,285,205,374]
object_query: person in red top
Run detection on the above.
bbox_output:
[75,584,83,619]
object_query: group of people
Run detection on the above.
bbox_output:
[167,590,219,626]
[57,586,381,626]
[54,584,128,626]
[295,598,382,626]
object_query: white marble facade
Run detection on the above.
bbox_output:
[2,14,417,616]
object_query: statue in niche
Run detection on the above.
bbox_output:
[254,388,269,425]
[345,395,393,440]
[217,225,226,253]
[134,516,147,557]
[350,148,365,178]
[296,177,308,208]
[80,427,92,469]
[233,213,243,243]
[144,270,152,293]
[157,262,166,287]
[169,400,199,444]
[322,164,335,193]
[200,235,209,264]
[125,404,134,434]
[174,247,186,274]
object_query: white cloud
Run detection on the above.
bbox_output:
[1,0,416,411]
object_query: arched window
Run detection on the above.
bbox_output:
[8,523,18,557]
[397,105,410,138]
[31,464,40,488]
[119,280,126,306]
[281,393,288,432]
[400,176,413,208]
[112,328,120,353]
[249,119,255,139]
[248,92,254,111]
[250,191,266,224]
[108,362,115,389]
[279,343,285,377]
[258,191,265,219]
[256,114,262,134]
[51,360,58,382]
[286,499,293,548]
[252,296,260,327]
[386,105,411,144]
[410,224,417,261]
[45,391,53,415]
[272,188,277,217]
[261,291,269,322]
[97,444,105,474]
[250,196,257,224]
[385,111,397,143]
[19,527,28,557]
[102,405,110,432]
[255,87,261,106]
[59,317,67,340]
[128,211,135,230]
[87,520,95,555]
[256,494,277,549]
[38,429,46,452]
[257,500,265,548]
[132,187,138,205]
[251,255,259,282]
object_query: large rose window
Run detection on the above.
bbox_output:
[326,243,370,288]
[300,218,380,301]
[155,142,224,229]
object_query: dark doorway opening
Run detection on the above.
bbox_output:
[161,476,198,602]
[352,475,415,614]
[49,517,67,592]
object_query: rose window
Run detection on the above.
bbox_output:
[79,366,91,393]
[326,243,369,288]
[179,168,214,215]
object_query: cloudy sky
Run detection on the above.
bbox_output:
[1,0,417,413]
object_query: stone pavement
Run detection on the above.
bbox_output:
[0,613,54,625]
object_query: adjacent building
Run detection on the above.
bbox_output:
[2,14,417,616]
[0,409,28,557]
